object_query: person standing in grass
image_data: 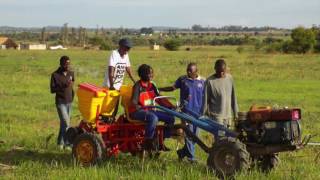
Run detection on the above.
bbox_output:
[202,59,238,128]
[50,56,75,150]
[159,63,205,163]
[103,38,135,90]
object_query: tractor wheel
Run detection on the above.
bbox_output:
[66,127,83,145]
[207,137,250,178]
[259,154,279,172]
[72,133,105,166]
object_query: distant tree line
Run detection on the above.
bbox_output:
[255,26,320,54]
[191,24,286,32]
[2,24,319,53]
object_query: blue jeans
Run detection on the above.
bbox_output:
[131,109,175,139]
[56,103,72,146]
[179,123,199,160]
[179,107,199,160]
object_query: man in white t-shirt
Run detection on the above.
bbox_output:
[103,38,135,90]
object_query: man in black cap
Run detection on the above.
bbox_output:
[50,55,75,150]
[103,38,135,90]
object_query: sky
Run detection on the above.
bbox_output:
[0,0,319,28]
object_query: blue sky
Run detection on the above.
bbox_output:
[0,0,319,28]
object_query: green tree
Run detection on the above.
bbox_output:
[70,27,77,46]
[163,39,181,51]
[59,23,69,45]
[40,27,47,43]
[311,27,320,53]
[78,27,87,47]
[290,27,316,53]
[140,27,153,34]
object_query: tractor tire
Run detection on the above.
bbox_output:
[207,137,250,178]
[65,127,83,145]
[72,133,105,166]
[259,154,279,172]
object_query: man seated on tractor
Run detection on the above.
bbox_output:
[129,64,175,152]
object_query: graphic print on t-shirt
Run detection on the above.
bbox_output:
[113,62,126,85]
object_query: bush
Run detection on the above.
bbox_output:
[99,41,113,50]
[89,37,104,46]
[281,40,293,53]
[254,41,263,51]
[89,37,114,50]
[265,42,283,53]
[263,37,283,45]
[163,39,181,51]
[290,27,316,53]
[210,38,224,45]
[131,37,150,46]
[313,30,320,53]
[314,43,320,53]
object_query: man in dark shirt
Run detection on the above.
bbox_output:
[159,63,205,162]
[50,56,75,150]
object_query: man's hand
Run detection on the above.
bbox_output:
[68,79,73,85]
[126,67,135,84]
[63,79,73,88]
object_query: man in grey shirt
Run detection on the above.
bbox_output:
[202,59,238,128]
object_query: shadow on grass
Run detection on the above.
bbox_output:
[102,153,212,177]
[0,148,72,166]
[0,148,212,178]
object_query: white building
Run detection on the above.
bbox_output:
[20,44,47,50]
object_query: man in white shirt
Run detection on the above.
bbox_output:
[103,38,135,90]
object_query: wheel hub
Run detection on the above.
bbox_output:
[76,140,94,164]
[224,153,236,166]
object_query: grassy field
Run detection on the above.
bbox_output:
[0,46,320,179]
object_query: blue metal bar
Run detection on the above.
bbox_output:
[149,105,237,138]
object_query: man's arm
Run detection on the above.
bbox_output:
[50,74,58,93]
[201,80,209,115]
[108,66,115,90]
[158,86,175,92]
[126,67,135,84]
[131,83,141,110]
[159,76,181,92]
[231,82,238,118]
[71,71,75,82]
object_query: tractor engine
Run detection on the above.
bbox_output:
[236,106,302,145]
